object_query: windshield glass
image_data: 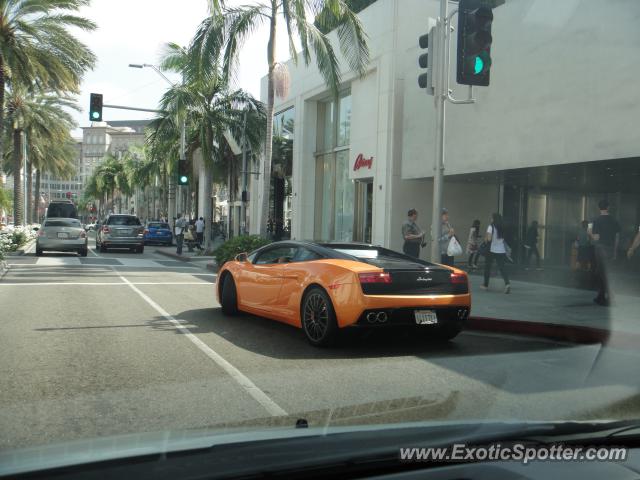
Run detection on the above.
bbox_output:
[44,219,81,228]
[148,223,169,229]
[107,216,141,226]
[1,0,639,477]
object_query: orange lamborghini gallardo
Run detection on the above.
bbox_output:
[217,241,471,346]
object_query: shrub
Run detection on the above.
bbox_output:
[11,230,27,247]
[214,235,271,267]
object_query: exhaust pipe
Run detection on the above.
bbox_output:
[366,311,388,323]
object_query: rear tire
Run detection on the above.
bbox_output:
[35,247,43,257]
[79,248,88,257]
[301,287,339,347]
[100,244,107,253]
[137,246,144,254]
[220,274,239,315]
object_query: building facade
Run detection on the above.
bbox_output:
[253,0,640,265]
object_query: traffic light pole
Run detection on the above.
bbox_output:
[429,0,476,262]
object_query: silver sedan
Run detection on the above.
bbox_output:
[36,218,88,257]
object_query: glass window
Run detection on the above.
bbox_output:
[337,93,352,147]
[319,101,334,151]
[292,247,323,262]
[334,151,354,241]
[254,246,297,264]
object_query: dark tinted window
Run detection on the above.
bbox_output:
[148,223,169,229]
[44,219,81,228]
[107,216,141,226]
[46,202,77,219]
[292,247,323,262]
[254,246,297,264]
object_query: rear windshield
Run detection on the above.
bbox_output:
[44,219,81,228]
[46,203,77,219]
[107,216,141,226]
[148,223,169,229]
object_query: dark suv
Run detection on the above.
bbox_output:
[96,214,145,253]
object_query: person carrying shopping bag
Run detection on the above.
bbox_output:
[438,208,456,266]
[482,213,511,294]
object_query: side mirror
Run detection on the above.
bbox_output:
[235,252,248,262]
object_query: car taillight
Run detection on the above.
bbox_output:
[37,230,45,237]
[102,226,111,233]
[144,229,149,234]
[450,272,467,284]
[358,272,392,284]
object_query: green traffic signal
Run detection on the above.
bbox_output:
[474,56,484,75]
[179,175,188,185]
[91,111,100,120]
[89,93,103,121]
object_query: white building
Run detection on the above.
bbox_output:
[253,0,640,265]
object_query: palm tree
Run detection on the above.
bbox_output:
[4,89,79,223]
[154,45,265,250]
[0,0,96,180]
[191,0,369,236]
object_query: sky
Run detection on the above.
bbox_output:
[73,0,295,137]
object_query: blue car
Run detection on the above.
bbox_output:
[144,221,173,246]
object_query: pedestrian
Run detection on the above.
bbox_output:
[576,220,594,271]
[482,213,511,293]
[466,219,481,271]
[524,220,542,270]
[401,209,426,258]
[174,213,188,255]
[627,226,640,260]
[195,216,205,248]
[438,208,455,266]
[591,199,620,306]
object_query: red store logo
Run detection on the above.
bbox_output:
[353,153,373,171]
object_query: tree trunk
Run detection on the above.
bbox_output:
[203,165,213,252]
[0,57,5,171]
[26,161,33,223]
[33,169,41,223]
[12,129,23,225]
[260,3,277,238]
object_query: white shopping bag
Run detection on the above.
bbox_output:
[447,236,463,257]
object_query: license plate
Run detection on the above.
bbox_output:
[57,232,69,239]
[415,310,438,325]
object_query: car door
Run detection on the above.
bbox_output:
[277,247,325,321]
[236,245,298,315]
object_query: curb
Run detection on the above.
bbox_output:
[154,249,216,263]
[0,260,8,280]
[467,316,640,349]
[206,262,218,272]
[4,239,36,257]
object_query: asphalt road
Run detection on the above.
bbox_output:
[1,236,639,450]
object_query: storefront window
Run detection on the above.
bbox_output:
[271,107,294,240]
[315,91,353,241]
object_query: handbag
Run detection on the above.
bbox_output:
[447,236,463,257]
[184,229,194,241]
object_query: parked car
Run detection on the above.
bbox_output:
[217,241,470,346]
[36,218,88,257]
[143,221,172,246]
[45,200,77,219]
[95,214,145,253]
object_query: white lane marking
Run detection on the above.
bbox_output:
[0,282,213,286]
[114,271,287,417]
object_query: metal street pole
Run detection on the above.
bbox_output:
[23,130,27,226]
[430,0,448,262]
[240,110,248,235]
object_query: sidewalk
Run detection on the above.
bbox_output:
[153,244,218,271]
[467,273,640,346]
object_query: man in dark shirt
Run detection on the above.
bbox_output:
[591,200,620,306]
[402,209,425,258]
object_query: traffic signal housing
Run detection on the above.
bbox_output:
[417,20,436,95]
[457,0,494,86]
[89,93,103,121]
[178,160,189,186]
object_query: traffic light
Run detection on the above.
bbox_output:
[89,93,103,121]
[178,160,189,186]
[457,0,494,86]
[417,21,437,95]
